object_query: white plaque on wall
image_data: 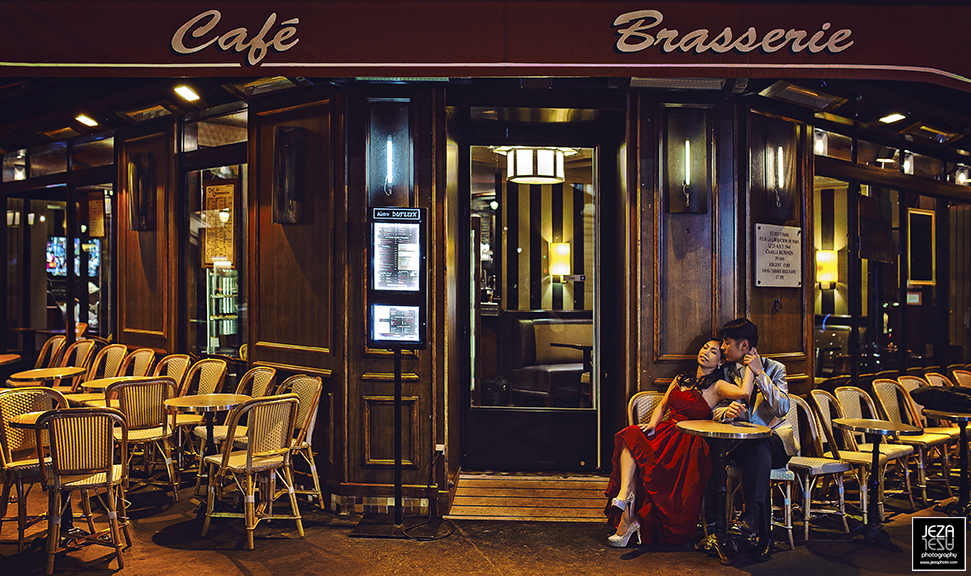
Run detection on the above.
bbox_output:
[755,224,802,288]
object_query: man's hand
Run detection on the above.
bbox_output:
[743,347,764,376]
[723,401,747,420]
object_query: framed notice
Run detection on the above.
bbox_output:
[203,180,236,268]
[754,223,802,288]
[372,219,421,291]
[370,304,421,344]
[908,208,935,286]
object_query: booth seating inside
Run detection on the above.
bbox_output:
[504,311,593,408]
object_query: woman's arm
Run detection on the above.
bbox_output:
[712,363,755,403]
[640,381,677,435]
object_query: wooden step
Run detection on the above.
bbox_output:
[446,472,610,522]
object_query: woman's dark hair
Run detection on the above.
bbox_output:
[680,338,726,390]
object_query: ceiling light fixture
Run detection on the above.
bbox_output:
[75,114,98,127]
[174,85,200,102]
[879,113,906,124]
[493,146,576,184]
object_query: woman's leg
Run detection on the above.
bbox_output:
[615,447,637,533]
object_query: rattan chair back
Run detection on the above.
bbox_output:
[835,385,881,444]
[627,390,664,426]
[152,354,192,390]
[34,335,66,369]
[953,370,971,388]
[219,394,299,469]
[275,375,322,445]
[809,388,858,456]
[180,359,227,396]
[872,379,921,427]
[119,348,156,377]
[85,344,128,381]
[924,372,954,388]
[35,407,127,486]
[0,387,68,465]
[105,377,176,432]
[235,366,277,397]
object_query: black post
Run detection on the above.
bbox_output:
[394,348,403,525]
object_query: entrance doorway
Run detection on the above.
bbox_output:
[456,104,625,472]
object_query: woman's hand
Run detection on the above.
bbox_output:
[743,347,764,377]
[638,423,656,436]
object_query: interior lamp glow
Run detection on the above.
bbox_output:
[75,114,98,127]
[507,147,566,184]
[816,249,838,289]
[550,242,571,277]
[879,113,906,124]
[174,85,200,102]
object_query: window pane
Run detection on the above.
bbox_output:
[29,142,68,178]
[72,136,114,170]
[183,110,248,152]
[2,149,26,182]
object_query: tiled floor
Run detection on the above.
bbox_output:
[0,479,967,575]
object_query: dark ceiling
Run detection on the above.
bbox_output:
[0,76,970,158]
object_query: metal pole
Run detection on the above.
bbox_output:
[394,348,402,525]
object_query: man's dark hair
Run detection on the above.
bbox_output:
[720,318,759,349]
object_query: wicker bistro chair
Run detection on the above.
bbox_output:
[201,394,304,550]
[925,372,956,388]
[79,348,157,409]
[190,366,278,492]
[809,389,914,523]
[34,407,129,576]
[785,395,853,542]
[833,385,920,510]
[104,377,180,501]
[871,379,954,504]
[34,335,66,369]
[897,376,962,440]
[953,370,971,389]
[84,344,128,382]
[277,375,324,509]
[43,339,97,393]
[726,399,798,550]
[152,354,193,391]
[0,387,68,552]
[627,390,664,426]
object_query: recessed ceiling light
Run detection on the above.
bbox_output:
[174,85,200,102]
[879,113,906,124]
[75,114,98,127]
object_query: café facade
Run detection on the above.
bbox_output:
[1,1,971,516]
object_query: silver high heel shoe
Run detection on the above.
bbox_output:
[607,520,642,548]
[611,491,634,511]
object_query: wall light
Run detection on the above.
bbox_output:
[816,249,838,289]
[879,112,907,124]
[549,242,571,278]
[813,129,829,156]
[665,105,710,213]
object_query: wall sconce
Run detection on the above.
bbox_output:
[902,152,914,175]
[816,249,838,290]
[550,242,571,279]
[813,129,828,156]
[758,114,796,220]
[665,105,710,213]
[506,147,566,184]
[127,151,156,231]
[368,99,413,206]
[954,164,969,185]
[272,125,305,224]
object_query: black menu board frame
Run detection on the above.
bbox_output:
[367,207,427,349]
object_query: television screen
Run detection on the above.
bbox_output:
[46,237,100,277]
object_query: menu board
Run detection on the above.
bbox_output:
[204,180,235,267]
[370,304,421,343]
[372,211,421,291]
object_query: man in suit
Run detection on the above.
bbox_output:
[713,318,794,561]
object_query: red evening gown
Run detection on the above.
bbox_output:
[604,383,713,545]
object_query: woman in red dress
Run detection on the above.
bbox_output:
[604,338,756,547]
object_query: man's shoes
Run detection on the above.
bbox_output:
[727,514,757,538]
[61,526,90,546]
[753,534,773,562]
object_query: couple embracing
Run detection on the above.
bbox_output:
[604,318,792,561]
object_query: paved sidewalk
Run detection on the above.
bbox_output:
[0,484,965,575]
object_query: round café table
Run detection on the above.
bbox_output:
[62,376,136,406]
[164,394,251,459]
[0,353,21,366]
[924,408,971,521]
[832,418,920,552]
[677,419,772,565]
[8,366,85,387]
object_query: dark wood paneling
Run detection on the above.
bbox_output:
[362,395,419,467]
[251,97,338,371]
[117,127,176,352]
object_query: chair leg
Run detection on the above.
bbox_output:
[15,476,27,553]
[916,449,929,505]
[106,484,125,569]
[201,463,216,537]
[46,489,61,576]
[118,481,132,548]
[80,490,96,534]
[801,475,814,542]
[161,438,180,502]
[245,473,256,550]
[836,474,849,533]
[784,480,794,550]
[301,448,325,509]
[283,465,304,538]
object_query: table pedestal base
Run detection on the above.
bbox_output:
[848,520,901,552]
